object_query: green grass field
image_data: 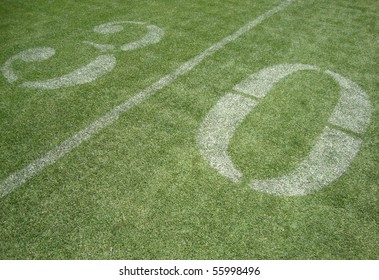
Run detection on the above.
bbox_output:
[0,0,378,259]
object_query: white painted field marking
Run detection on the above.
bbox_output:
[21,55,116,90]
[198,64,372,196]
[91,21,165,52]
[198,94,258,182]
[0,1,293,198]
[2,48,56,83]
[1,21,164,90]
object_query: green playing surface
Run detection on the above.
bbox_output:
[0,0,378,259]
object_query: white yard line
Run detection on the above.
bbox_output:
[0,0,293,198]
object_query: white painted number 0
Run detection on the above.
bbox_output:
[197,64,372,196]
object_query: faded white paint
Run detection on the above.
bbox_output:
[2,47,55,83]
[93,21,145,34]
[0,1,293,198]
[198,93,257,182]
[327,70,372,134]
[83,41,115,52]
[91,21,164,52]
[21,55,116,90]
[250,127,362,196]
[121,24,164,51]
[233,64,319,98]
[2,21,164,90]
[197,64,372,196]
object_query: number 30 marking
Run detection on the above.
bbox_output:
[197,64,372,196]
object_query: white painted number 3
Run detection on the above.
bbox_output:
[1,21,164,90]
[198,64,372,196]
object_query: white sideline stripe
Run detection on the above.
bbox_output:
[0,0,293,198]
